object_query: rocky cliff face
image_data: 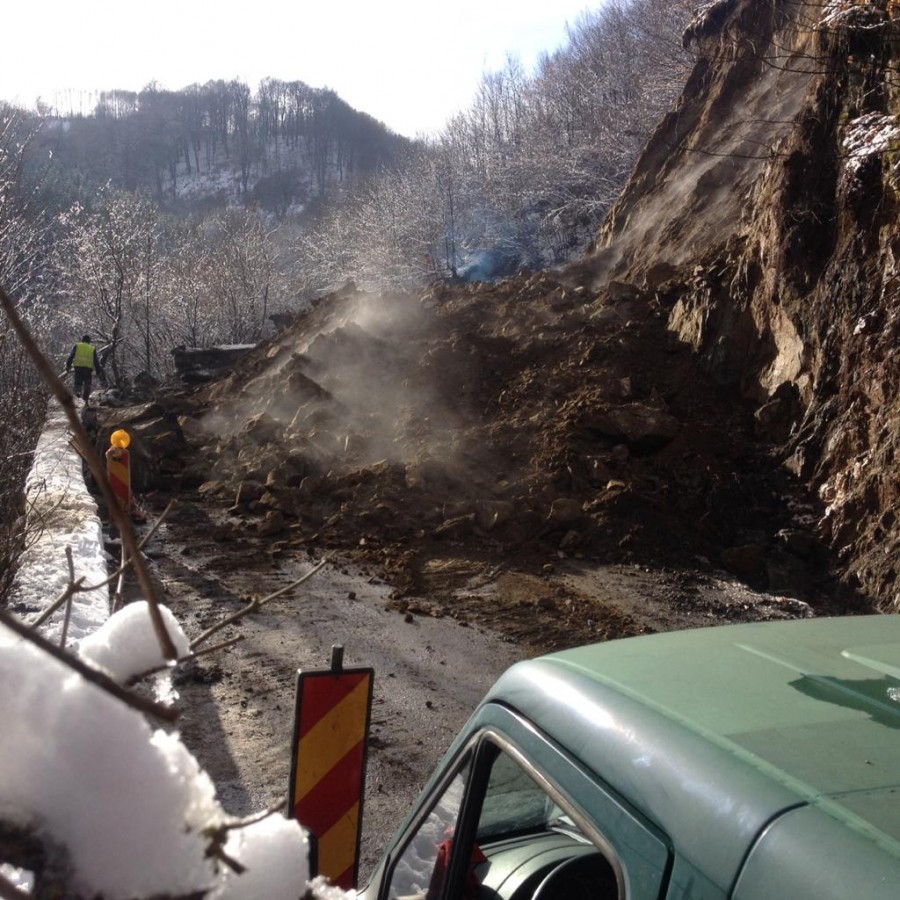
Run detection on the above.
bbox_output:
[575,0,900,611]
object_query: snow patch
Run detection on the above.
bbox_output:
[842,112,900,177]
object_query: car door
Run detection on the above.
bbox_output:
[373,703,671,900]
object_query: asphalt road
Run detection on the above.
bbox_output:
[140,502,526,882]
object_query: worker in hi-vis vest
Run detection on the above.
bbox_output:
[65,334,107,403]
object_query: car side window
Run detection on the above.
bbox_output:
[385,740,620,900]
[476,749,556,840]
[471,746,619,900]
[385,758,471,900]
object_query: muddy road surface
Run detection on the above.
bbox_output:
[137,497,525,879]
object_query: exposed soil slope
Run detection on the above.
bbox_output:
[571,0,900,611]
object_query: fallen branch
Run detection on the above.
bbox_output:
[190,555,331,651]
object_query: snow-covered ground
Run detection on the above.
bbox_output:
[9,401,109,644]
[1,402,341,899]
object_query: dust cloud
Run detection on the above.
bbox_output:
[199,290,470,481]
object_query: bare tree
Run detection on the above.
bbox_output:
[295,0,698,290]
[0,108,52,600]
[192,210,281,344]
[55,186,161,384]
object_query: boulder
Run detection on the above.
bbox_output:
[266,463,302,491]
[475,500,515,531]
[721,543,765,578]
[547,498,584,526]
[583,404,679,453]
[258,511,287,537]
[231,480,267,509]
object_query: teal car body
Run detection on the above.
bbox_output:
[360,616,900,899]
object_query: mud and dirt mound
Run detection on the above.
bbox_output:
[100,271,852,649]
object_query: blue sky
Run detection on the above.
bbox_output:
[6,1,597,137]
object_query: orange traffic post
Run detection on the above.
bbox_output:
[289,646,373,891]
[106,429,132,512]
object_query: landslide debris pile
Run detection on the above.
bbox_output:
[126,278,833,606]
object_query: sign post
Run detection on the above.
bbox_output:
[289,646,374,891]
[105,429,131,512]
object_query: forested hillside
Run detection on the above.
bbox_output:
[40,79,407,210]
[3,0,697,370]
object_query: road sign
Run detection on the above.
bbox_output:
[106,430,131,511]
[289,648,373,891]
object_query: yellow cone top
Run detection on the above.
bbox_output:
[110,429,131,449]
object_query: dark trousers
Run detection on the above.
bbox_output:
[73,367,93,401]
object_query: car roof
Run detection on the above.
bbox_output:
[484,615,900,890]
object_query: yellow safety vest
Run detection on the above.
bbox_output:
[73,343,95,369]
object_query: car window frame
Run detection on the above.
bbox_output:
[377,703,672,900]
[474,730,624,891]
[437,729,627,900]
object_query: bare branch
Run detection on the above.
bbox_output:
[29,574,85,628]
[255,553,331,607]
[216,798,288,835]
[127,634,246,685]
[59,546,76,650]
[201,800,290,876]
[189,555,330,651]
[190,596,260,653]
[138,498,177,550]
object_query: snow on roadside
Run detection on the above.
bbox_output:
[8,400,109,644]
[1,402,343,898]
[79,601,191,684]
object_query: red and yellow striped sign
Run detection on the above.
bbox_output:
[289,666,373,891]
[105,447,131,511]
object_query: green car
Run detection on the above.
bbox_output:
[359,615,900,899]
